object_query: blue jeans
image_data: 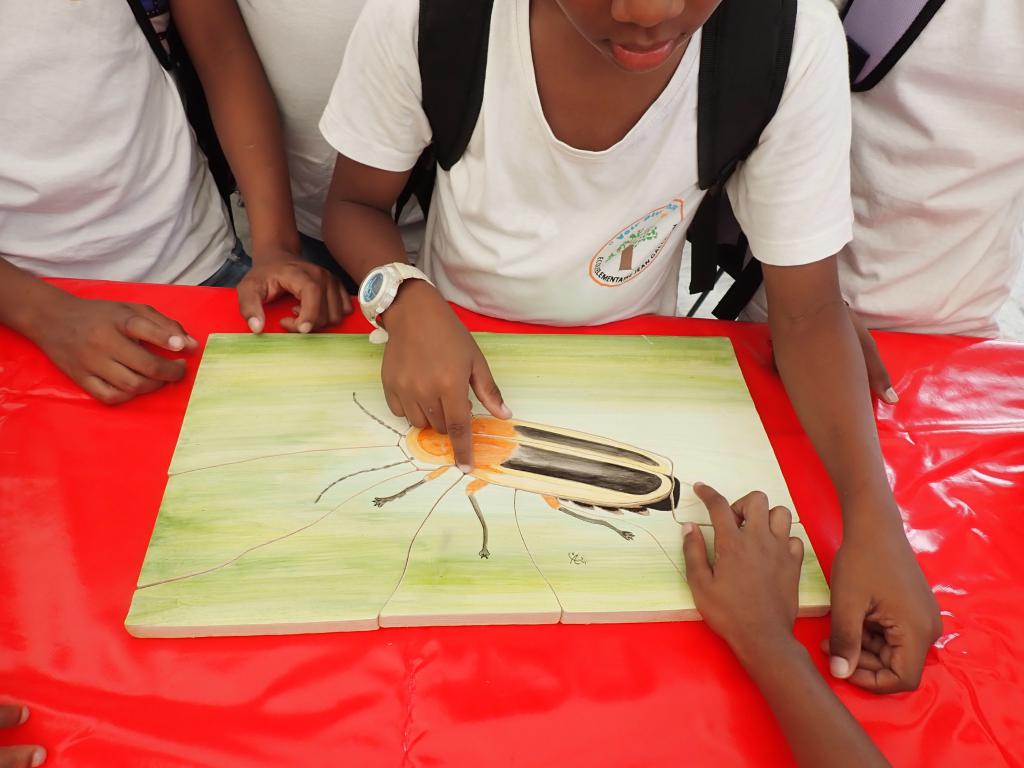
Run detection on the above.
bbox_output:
[200,240,252,288]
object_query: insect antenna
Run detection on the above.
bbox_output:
[137,467,425,591]
[352,392,405,438]
[316,459,413,503]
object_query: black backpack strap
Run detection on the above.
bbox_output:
[395,0,494,221]
[685,0,797,319]
[713,256,763,320]
[842,0,946,92]
[125,0,174,70]
[126,0,236,207]
[695,0,797,192]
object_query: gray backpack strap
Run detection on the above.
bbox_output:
[842,0,946,91]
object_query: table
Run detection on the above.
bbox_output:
[2,280,1022,766]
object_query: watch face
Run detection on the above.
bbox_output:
[362,271,385,303]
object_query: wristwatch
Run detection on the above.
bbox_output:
[358,262,434,344]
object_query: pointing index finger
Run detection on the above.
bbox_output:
[693,482,741,539]
[442,394,474,473]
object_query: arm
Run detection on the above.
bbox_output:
[683,484,891,768]
[0,257,194,405]
[715,0,937,692]
[171,0,350,333]
[763,258,941,691]
[316,0,509,466]
[746,639,889,768]
[0,257,68,339]
[763,259,888,525]
[321,154,414,283]
[321,155,511,470]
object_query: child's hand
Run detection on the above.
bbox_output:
[379,281,511,472]
[827,520,941,693]
[236,248,352,334]
[0,703,45,767]
[682,483,805,664]
[684,486,897,768]
[29,295,196,405]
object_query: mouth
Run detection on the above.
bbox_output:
[608,36,684,72]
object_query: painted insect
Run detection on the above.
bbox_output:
[316,394,683,559]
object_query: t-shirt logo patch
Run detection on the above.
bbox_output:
[588,199,684,287]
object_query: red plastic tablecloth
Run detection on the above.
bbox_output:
[1,280,1022,767]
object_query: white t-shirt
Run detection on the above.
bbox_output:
[237,0,364,240]
[0,1,232,284]
[832,0,1024,337]
[239,0,424,253]
[321,0,853,326]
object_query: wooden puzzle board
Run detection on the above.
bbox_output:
[125,334,829,637]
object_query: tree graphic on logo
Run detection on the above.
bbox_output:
[588,199,683,287]
[616,224,659,272]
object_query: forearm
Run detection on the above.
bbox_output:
[322,199,410,284]
[770,298,900,533]
[0,257,70,338]
[171,0,298,255]
[739,638,890,768]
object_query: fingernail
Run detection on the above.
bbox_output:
[692,481,705,493]
[884,387,899,404]
[167,335,184,351]
[681,522,694,537]
[830,656,851,678]
[498,404,513,419]
[18,705,29,725]
[458,464,473,474]
[31,747,46,767]
[185,335,199,347]
[299,322,313,334]
[248,317,263,334]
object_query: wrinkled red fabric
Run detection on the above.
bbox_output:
[1,280,1021,767]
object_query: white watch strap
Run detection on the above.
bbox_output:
[366,263,434,345]
[393,262,430,283]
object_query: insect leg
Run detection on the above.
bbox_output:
[466,479,490,559]
[373,465,451,507]
[315,459,412,503]
[543,496,635,541]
